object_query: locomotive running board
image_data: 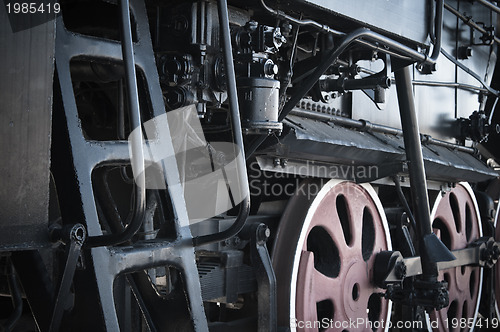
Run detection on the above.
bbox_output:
[54,0,208,330]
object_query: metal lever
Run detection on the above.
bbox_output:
[49,224,86,332]
[240,223,277,332]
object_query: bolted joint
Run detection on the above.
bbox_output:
[457,46,473,60]
[69,224,87,245]
[395,261,407,280]
[256,224,271,243]
[50,223,87,246]
[239,222,271,245]
[478,238,500,268]
[417,62,438,74]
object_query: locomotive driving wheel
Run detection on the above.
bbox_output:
[272,180,392,332]
[428,183,483,332]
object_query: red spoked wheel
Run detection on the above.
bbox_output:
[272,180,392,332]
[428,183,483,332]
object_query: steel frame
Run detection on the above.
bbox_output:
[54,0,209,329]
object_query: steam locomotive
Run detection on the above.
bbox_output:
[1,0,500,331]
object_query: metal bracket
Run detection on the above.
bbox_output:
[49,224,86,332]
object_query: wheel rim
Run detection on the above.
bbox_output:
[272,180,392,332]
[428,183,483,332]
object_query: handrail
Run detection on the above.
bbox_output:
[86,0,146,247]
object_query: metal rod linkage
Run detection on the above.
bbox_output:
[475,0,500,15]
[444,2,500,44]
[441,49,499,96]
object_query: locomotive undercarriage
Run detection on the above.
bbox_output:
[1,0,500,331]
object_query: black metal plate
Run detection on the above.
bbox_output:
[261,115,498,183]
[0,4,55,250]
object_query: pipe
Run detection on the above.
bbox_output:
[444,2,500,44]
[429,0,443,62]
[412,80,489,94]
[86,0,146,247]
[441,48,499,96]
[392,176,417,232]
[394,66,438,280]
[259,0,343,36]
[319,76,391,92]
[475,0,500,15]
[192,0,250,246]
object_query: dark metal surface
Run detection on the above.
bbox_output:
[350,0,498,143]
[2,261,23,332]
[296,0,430,45]
[0,1,55,250]
[11,251,55,331]
[444,2,500,45]
[246,24,440,159]
[258,114,498,183]
[474,0,500,15]
[237,77,282,134]
[198,251,256,302]
[289,107,477,153]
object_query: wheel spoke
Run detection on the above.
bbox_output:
[435,202,463,247]
[346,196,365,249]
[296,251,322,324]
[296,251,342,303]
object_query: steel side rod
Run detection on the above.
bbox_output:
[383,238,500,283]
[394,65,438,280]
